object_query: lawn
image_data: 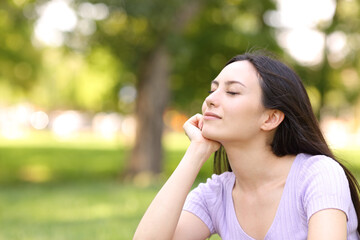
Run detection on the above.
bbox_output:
[0,131,219,240]
[0,181,157,240]
[0,131,359,240]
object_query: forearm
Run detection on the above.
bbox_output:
[133,143,211,240]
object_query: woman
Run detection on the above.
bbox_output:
[133,52,360,240]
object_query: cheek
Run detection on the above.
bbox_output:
[224,105,262,131]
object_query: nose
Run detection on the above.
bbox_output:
[205,90,219,108]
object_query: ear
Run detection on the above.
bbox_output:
[260,109,285,131]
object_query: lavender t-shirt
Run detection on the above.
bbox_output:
[183,153,360,239]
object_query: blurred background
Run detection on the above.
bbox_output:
[0,0,359,239]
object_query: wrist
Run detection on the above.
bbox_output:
[184,142,214,166]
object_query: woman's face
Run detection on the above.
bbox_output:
[201,60,267,144]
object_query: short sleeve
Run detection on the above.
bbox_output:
[300,156,352,222]
[183,173,231,234]
[183,185,215,233]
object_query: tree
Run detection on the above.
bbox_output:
[0,0,41,102]
[72,0,282,177]
[271,0,360,120]
[321,0,360,119]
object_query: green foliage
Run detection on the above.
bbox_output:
[1,0,360,116]
[0,0,41,102]
[29,47,121,111]
[85,0,283,114]
[170,0,282,114]
[293,0,360,118]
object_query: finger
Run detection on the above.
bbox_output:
[192,114,203,129]
[186,114,202,129]
[199,117,203,130]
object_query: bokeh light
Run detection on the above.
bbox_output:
[30,111,49,130]
[51,111,83,139]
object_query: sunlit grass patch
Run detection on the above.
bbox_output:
[0,146,127,184]
[0,181,159,240]
[0,131,215,185]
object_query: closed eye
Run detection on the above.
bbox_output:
[208,91,239,95]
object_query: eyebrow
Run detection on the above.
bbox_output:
[211,80,247,88]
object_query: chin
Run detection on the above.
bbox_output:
[201,128,221,141]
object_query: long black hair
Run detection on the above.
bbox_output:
[213,52,360,233]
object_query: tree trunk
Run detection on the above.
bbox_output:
[124,0,204,178]
[126,44,170,176]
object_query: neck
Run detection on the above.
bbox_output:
[222,140,294,192]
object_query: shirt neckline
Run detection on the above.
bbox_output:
[227,153,301,240]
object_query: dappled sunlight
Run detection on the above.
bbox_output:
[163,132,189,151]
[1,103,360,150]
[0,104,130,143]
[92,112,122,140]
[34,0,77,47]
[40,203,121,222]
[120,115,136,145]
[34,0,109,47]
[51,111,83,139]
[30,111,49,130]
[277,29,325,66]
[18,164,52,183]
[326,31,349,66]
[0,103,32,139]
[118,85,137,104]
[321,117,360,149]
[265,0,337,66]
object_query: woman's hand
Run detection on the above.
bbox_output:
[183,114,221,156]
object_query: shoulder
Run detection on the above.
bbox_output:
[205,172,235,187]
[185,172,234,208]
[195,172,235,195]
[297,153,346,181]
[295,154,352,220]
[296,153,349,192]
[183,172,234,234]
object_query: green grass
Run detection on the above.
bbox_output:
[0,131,219,239]
[0,131,213,184]
[0,131,359,240]
[0,146,125,184]
[0,181,158,240]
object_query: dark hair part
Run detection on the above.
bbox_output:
[213,52,360,233]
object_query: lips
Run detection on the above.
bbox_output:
[204,112,222,120]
